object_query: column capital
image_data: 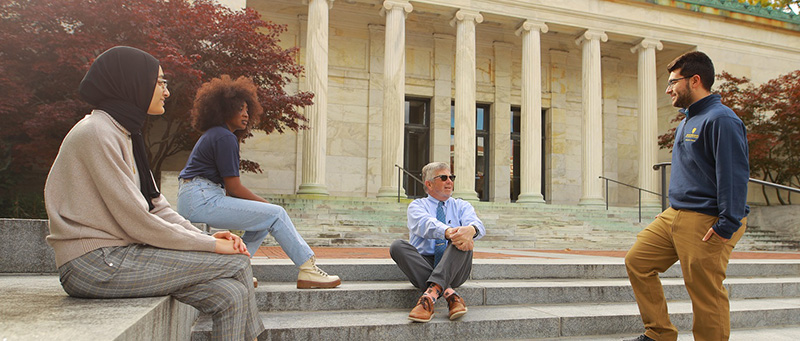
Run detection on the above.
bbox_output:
[575,29,608,46]
[302,0,334,9]
[450,9,483,27]
[515,20,548,36]
[630,38,663,53]
[380,0,412,17]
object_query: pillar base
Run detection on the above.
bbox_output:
[377,186,405,199]
[578,197,606,207]
[297,183,329,196]
[452,189,480,202]
[517,192,545,204]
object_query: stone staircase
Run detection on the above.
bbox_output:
[189,257,800,340]
[3,218,800,340]
[255,195,796,252]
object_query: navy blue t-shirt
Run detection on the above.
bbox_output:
[179,126,240,185]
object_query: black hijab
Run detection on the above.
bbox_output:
[78,46,161,211]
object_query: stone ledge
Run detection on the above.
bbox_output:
[0,219,211,273]
[0,275,198,340]
[0,219,55,273]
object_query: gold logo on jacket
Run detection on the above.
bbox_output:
[684,127,699,142]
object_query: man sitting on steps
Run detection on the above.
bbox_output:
[390,161,486,323]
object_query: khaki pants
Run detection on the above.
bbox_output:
[625,207,746,341]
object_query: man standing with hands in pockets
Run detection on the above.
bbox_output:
[624,51,750,341]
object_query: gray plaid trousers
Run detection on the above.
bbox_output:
[59,244,264,340]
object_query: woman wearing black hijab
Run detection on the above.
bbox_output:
[44,46,265,340]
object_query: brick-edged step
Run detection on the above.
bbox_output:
[250,259,800,282]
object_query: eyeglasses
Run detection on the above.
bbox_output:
[432,175,456,181]
[666,76,689,90]
[157,78,168,91]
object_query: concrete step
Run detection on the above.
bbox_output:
[190,298,800,340]
[531,326,800,341]
[251,277,800,312]
[250,258,800,282]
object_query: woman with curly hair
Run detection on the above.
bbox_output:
[177,75,341,289]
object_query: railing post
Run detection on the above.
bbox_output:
[605,178,609,210]
[660,166,667,212]
[397,166,401,203]
[638,189,642,223]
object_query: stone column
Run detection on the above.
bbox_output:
[450,9,483,201]
[575,29,607,206]
[367,24,385,196]
[377,0,413,198]
[490,41,513,203]
[297,0,333,195]
[515,20,548,204]
[431,33,455,164]
[631,38,663,207]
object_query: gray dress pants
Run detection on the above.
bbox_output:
[59,244,265,341]
[389,239,473,290]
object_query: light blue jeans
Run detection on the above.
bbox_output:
[176,177,313,265]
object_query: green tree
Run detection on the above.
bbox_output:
[0,0,312,217]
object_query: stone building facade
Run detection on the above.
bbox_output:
[190,0,800,206]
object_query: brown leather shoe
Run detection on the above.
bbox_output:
[408,294,435,323]
[446,292,467,320]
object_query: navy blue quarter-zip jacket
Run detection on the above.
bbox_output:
[669,94,750,239]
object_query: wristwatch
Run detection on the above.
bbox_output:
[471,225,479,239]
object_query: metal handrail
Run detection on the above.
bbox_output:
[654,162,800,208]
[394,164,425,203]
[747,178,800,194]
[598,175,661,222]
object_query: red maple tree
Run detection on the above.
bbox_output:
[658,71,800,204]
[0,0,312,216]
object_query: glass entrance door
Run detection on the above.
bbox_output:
[403,98,430,198]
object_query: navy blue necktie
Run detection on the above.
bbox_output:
[433,201,448,268]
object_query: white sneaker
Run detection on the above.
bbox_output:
[297,256,341,289]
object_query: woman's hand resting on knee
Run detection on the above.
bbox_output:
[213,231,250,256]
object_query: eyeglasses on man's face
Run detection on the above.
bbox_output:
[433,175,456,182]
[666,76,690,90]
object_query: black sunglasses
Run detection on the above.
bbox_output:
[433,175,456,181]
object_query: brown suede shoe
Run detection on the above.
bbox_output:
[408,294,435,323]
[446,292,467,320]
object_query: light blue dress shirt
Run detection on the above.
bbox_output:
[406,195,486,255]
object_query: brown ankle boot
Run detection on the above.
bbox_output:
[408,294,435,323]
[445,292,467,320]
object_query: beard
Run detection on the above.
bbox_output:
[672,86,694,109]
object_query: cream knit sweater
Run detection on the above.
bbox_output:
[45,110,216,268]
